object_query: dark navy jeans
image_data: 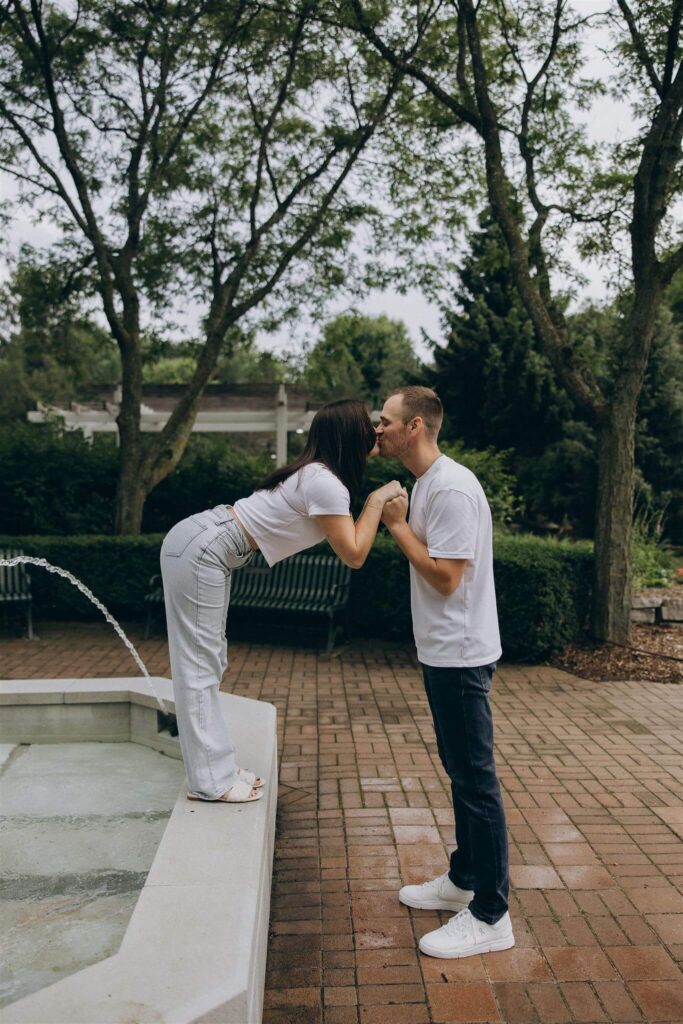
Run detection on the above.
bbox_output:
[421,662,509,924]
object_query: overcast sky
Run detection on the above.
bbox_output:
[0,2,639,363]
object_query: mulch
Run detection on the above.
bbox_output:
[551,607,683,684]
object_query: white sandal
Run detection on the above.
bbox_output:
[238,767,264,789]
[187,779,263,803]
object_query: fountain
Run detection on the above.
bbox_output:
[0,555,168,713]
[0,554,277,1023]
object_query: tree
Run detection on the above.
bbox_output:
[432,215,683,540]
[302,311,423,404]
[430,211,577,455]
[0,0,401,531]
[139,333,294,385]
[344,0,683,642]
[0,254,119,421]
[429,211,599,534]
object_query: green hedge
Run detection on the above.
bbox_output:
[1,532,593,661]
[0,535,164,618]
[352,533,593,661]
[0,424,521,534]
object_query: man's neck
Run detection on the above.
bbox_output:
[401,444,442,479]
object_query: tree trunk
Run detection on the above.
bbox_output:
[114,464,149,534]
[114,309,145,535]
[592,395,638,643]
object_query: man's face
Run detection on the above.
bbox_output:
[376,395,412,458]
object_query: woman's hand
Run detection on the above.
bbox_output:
[316,482,407,569]
[368,480,406,509]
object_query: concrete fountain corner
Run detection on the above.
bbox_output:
[0,676,278,1024]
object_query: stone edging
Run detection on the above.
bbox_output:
[630,595,683,624]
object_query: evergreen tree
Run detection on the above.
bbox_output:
[430,212,576,456]
[431,217,683,541]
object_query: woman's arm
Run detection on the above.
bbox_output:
[315,481,406,569]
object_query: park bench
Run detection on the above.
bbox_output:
[0,548,34,639]
[145,550,352,652]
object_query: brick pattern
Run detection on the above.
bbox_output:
[2,622,683,1023]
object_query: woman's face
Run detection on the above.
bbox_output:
[368,433,380,458]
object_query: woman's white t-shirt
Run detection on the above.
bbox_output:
[233,463,350,566]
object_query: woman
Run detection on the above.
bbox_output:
[161,399,405,804]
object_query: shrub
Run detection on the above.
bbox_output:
[0,423,522,534]
[0,423,117,535]
[0,425,273,536]
[352,532,592,661]
[0,534,163,618]
[2,531,593,661]
[492,533,593,661]
[141,437,273,533]
[631,536,676,588]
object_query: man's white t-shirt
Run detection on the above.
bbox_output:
[408,454,501,667]
[233,462,350,566]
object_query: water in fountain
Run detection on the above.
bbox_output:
[0,556,169,713]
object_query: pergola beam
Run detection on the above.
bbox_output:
[27,384,314,465]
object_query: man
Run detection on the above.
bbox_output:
[376,385,513,959]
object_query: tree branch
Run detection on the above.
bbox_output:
[615,0,662,96]
[661,241,683,284]
[0,102,89,232]
[10,0,126,344]
[248,2,310,236]
[459,0,604,419]
[348,0,481,130]
[663,0,682,91]
[144,70,402,475]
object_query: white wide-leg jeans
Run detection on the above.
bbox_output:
[161,505,254,799]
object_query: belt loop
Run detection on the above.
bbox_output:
[210,504,232,524]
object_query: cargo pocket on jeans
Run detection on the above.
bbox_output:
[162,516,208,557]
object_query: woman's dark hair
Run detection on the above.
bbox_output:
[258,398,376,498]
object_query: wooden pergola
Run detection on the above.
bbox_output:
[27,383,316,466]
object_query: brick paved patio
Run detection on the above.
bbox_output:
[2,621,683,1023]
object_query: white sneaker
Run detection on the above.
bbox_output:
[419,908,515,959]
[399,871,473,912]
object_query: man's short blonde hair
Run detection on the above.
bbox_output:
[389,386,443,438]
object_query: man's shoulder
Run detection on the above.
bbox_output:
[429,455,482,497]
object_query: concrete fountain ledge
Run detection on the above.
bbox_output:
[0,678,277,1024]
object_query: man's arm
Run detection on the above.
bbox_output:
[382,495,467,597]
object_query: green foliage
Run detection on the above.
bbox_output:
[140,331,297,387]
[0,256,120,421]
[4,530,593,661]
[631,537,675,589]
[430,215,683,541]
[439,443,523,527]
[1,0,406,529]
[631,513,676,589]
[302,313,423,406]
[0,534,163,618]
[0,423,117,535]
[357,445,522,527]
[430,212,577,454]
[0,422,521,535]
[492,534,593,661]
[142,356,198,384]
[141,437,273,534]
[0,424,274,536]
